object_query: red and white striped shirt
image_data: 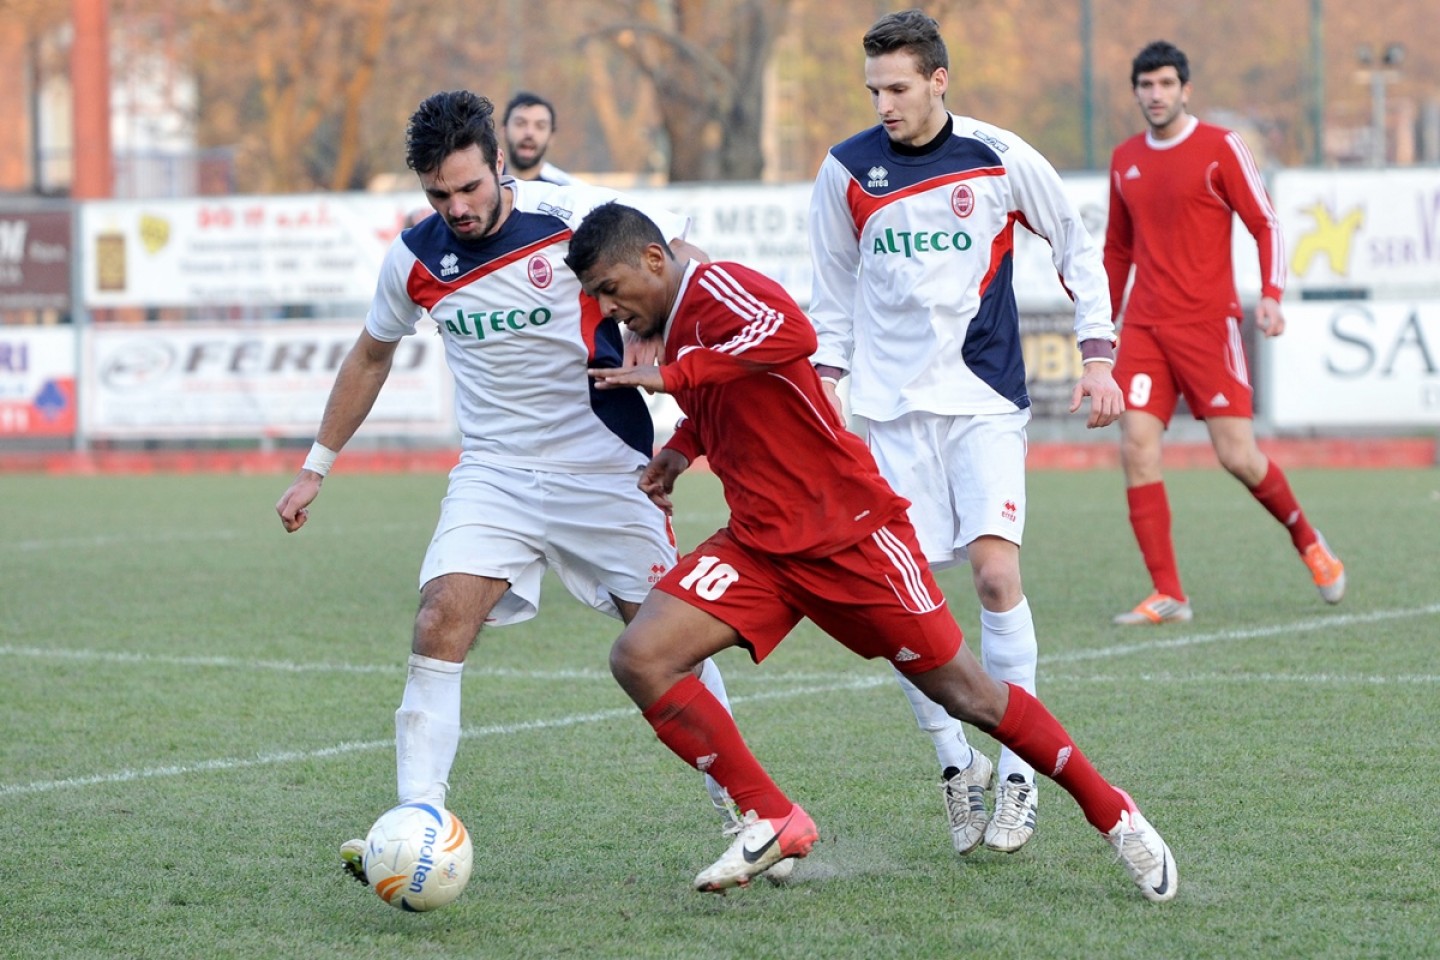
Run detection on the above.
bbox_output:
[659,260,909,558]
[1104,116,1285,326]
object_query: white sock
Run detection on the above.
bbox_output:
[893,666,974,774]
[697,657,735,813]
[395,653,464,805]
[981,596,1038,785]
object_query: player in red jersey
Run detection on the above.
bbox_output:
[1104,40,1345,626]
[564,201,1177,902]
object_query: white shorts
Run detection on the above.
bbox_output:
[863,408,1030,568]
[418,458,677,626]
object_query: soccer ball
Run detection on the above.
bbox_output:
[363,802,473,912]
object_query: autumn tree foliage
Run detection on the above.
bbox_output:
[162,0,406,192]
[6,0,1440,193]
[577,0,795,182]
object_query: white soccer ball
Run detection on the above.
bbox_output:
[363,802,473,912]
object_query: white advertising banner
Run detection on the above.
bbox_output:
[84,320,452,438]
[0,326,77,437]
[79,193,425,308]
[1268,300,1440,428]
[71,174,1275,318]
[1273,169,1440,295]
[631,183,816,305]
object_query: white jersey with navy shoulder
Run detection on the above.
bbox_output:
[808,114,1114,421]
[366,177,688,472]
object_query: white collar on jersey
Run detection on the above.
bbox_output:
[662,258,703,343]
[1144,114,1199,150]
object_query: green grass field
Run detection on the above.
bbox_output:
[2,466,1438,959]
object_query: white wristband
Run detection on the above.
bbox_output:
[302,441,338,477]
[819,376,840,386]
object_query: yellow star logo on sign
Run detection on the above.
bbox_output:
[1291,201,1364,278]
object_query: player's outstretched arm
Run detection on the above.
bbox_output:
[589,363,665,394]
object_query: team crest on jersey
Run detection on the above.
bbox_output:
[866,165,889,189]
[528,255,554,288]
[951,184,975,218]
[439,252,460,278]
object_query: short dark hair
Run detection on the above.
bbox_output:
[405,90,499,174]
[862,8,948,77]
[563,202,670,279]
[503,91,557,130]
[1131,41,1189,87]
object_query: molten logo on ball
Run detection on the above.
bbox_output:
[363,802,473,912]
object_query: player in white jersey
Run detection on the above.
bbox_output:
[275,90,749,886]
[808,10,1123,856]
[503,91,576,185]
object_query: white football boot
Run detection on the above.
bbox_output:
[983,773,1038,853]
[941,749,994,854]
[694,803,818,892]
[1105,791,1178,903]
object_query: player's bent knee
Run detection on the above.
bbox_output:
[974,578,1022,612]
[608,632,643,685]
[609,626,671,682]
[411,608,480,661]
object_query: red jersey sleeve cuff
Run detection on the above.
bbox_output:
[659,365,684,394]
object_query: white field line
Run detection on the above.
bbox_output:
[0,677,889,798]
[4,602,1436,681]
[1040,602,1440,665]
[1050,671,1440,684]
[0,522,419,552]
[0,645,609,680]
[3,603,1437,798]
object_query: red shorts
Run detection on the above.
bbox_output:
[655,520,964,674]
[1115,317,1253,424]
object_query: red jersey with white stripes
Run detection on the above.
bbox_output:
[1104,117,1285,326]
[658,260,910,558]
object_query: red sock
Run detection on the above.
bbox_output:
[1248,459,1316,551]
[1127,482,1184,600]
[991,684,1125,833]
[642,674,790,818]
